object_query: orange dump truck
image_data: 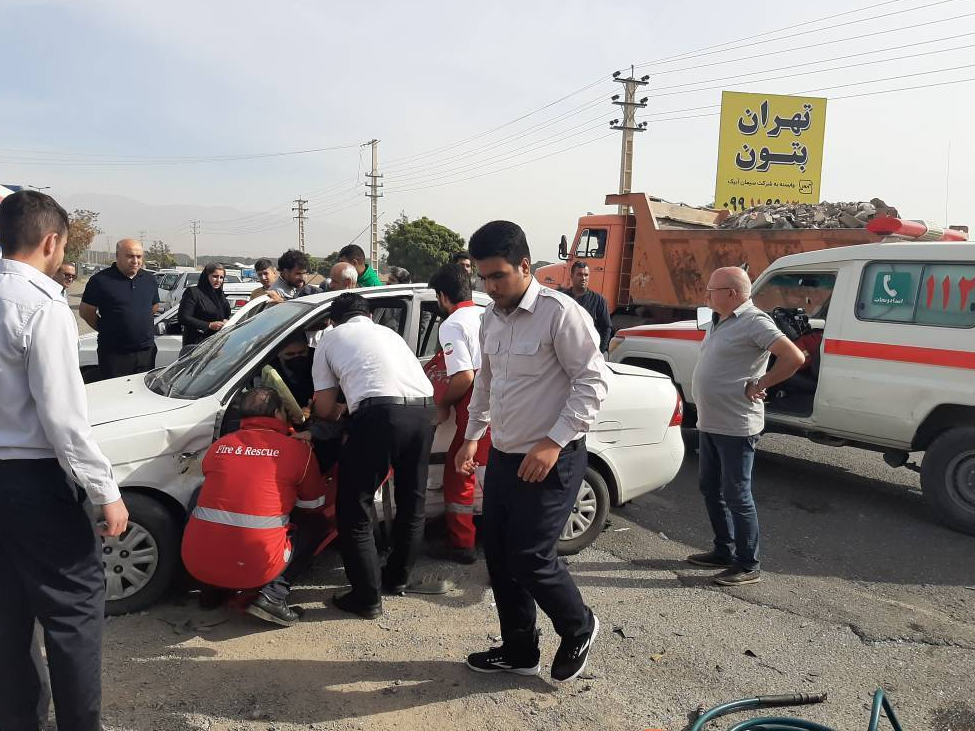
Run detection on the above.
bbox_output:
[535,192,892,327]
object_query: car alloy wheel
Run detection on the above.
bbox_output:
[102,521,160,602]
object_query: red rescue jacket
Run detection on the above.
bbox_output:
[181,416,328,589]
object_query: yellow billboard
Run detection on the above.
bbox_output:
[714,91,827,213]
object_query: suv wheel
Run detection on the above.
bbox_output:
[921,426,975,536]
[557,467,610,555]
[103,492,181,616]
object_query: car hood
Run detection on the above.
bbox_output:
[86,373,195,426]
[617,319,697,336]
[605,361,670,379]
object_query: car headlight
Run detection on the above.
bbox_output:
[607,336,623,354]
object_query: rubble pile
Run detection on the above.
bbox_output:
[719,198,900,230]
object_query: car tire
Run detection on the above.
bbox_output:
[557,467,610,556]
[103,492,182,616]
[921,426,975,536]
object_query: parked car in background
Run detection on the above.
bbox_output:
[157,270,244,308]
[85,285,685,614]
[79,289,267,381]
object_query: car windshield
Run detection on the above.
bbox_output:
[147,301,313,400]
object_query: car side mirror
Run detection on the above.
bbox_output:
[558,235,568,260]
[696,306,713,331]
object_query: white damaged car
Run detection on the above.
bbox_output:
[88,285,685,614]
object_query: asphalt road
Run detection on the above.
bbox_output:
[94,434,975,731]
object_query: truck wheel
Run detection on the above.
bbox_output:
[557,467,610,556]
[103,492,182,616]
[921,427,975,536]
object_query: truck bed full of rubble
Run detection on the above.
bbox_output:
[718,198,899,230]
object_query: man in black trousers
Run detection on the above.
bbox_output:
[456,220,608,683]
[312,293,436,618]
[0,190,129,731]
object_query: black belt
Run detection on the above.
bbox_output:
[356,396,433,411]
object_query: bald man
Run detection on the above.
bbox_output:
[81,239,161,380]
[328,262,358,291]
[688,266,804,587]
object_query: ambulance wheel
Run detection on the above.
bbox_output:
[103,492,181,616]
[922,427,975,536]
[557,467,610,555]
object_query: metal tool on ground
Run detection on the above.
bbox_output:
[689,689,904,731]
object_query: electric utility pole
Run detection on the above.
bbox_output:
[610,66,649,215]
[190,220,200,267]
[363,139,383,270]
[292,198,309,252]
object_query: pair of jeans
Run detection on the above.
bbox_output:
[481,443,594,646]
[698,432,761,571]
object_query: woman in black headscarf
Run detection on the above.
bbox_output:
[178,263,232,349]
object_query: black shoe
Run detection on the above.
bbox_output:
[332,590,383,619]
[466,645,541,676]
[245,593,299,627]
[435,545,477,565]
[713,567,761,586]
[687,551,734,568]
[383,582,407,596]
[551,614,599,683]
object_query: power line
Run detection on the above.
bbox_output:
[646,41,975,99]
[642,8,975,80]
[634,0,965,70]
[0,142,362,166]
[386,132,615,195]
[630,0,914,68]
[650,32,975,92]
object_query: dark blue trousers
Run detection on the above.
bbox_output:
[482,443,594,647]
[0,458,105,731]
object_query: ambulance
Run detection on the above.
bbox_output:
[608,237,975,535]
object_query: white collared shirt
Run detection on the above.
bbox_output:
[465,278,609,454]
[0,258,120,504]
[311,315,433,413]
[438,302,482,376]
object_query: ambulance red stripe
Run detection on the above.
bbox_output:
[823,339,975,370]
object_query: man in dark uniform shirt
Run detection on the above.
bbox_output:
[80,238,160,379]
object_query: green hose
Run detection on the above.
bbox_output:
[688,689,904,731]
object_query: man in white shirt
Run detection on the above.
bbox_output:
[455,220,608,684]
[312,293,435,618]
[0,190,128,731]
[428,263,490,564]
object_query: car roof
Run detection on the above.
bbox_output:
[769,239,973,269]
[298,283,493,306]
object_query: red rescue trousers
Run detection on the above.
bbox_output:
[444,389,491,549]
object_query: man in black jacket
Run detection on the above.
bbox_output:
[564,262,612,352]
[80,239,160,379]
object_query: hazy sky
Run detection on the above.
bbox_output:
[2,0,973,263]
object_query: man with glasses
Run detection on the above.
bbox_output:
[53,261,76,293]
[687,267,804,586]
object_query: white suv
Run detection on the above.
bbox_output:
[609,240,975,535]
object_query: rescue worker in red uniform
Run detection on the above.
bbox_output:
[427,264,491,563]
[181,387,332,627]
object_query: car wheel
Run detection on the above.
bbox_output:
[921,426,975,536]
[557,467,610,556]
[103,492,181,616]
